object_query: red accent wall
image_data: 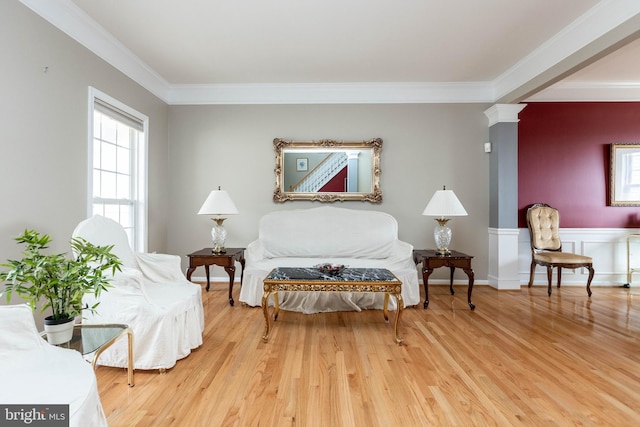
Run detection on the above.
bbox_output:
[320,168,348,192]
[518,102,640,228]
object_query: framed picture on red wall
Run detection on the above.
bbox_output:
[610,143,640,206]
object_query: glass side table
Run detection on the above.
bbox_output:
[43,323,134,387]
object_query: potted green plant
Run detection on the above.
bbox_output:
[0,229,121,344]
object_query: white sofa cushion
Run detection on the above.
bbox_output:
[260,206,396,259]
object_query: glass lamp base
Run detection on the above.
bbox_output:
[434,218,452,255]
[211,218,228,254]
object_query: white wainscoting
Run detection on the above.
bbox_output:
[191,229,640,289]
[518,228,640,287]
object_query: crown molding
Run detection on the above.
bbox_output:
[493,0,640,102]
[166,82,494,105]
[524,81,640,102]
[18,1,494,104]
[19,0,171,102]
[484,104,528,126]
[19,0,640,105]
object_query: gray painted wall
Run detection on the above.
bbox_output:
[167,104,491,281]
[0,2,169,316]
[489,123,519,229]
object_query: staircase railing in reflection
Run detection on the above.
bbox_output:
[290,152,348,192]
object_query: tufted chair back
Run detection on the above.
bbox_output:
[527,203,562,252]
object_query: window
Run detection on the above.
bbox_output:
[623,151,640,195]
[88,87,148,251]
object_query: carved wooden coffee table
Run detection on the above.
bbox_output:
[262,267,404,345]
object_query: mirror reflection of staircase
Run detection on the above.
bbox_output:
[291,152,348,192]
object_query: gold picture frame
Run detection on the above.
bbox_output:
[273,138,383,203]
[610,143,640,206]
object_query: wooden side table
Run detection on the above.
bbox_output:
[413,249,475,310]
[186,248,245,306]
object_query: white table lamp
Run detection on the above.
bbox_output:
[422,186,467,255]
[198,187,239,253]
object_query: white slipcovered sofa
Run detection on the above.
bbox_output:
[0,304,108,427]
[239,206,420,313]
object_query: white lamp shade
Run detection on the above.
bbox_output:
[197,189,239,216]
[422,189,467,217]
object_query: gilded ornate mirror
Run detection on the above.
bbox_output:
[273,138,382,203]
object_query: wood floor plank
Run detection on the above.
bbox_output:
[96,284,640,426]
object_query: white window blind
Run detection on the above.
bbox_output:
[88,87,148,251]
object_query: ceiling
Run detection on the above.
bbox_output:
[19,0,640,104]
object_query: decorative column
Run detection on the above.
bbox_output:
[484,104,526,290]
[346,151,360,192]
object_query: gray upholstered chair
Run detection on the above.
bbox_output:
[526,203,594,296]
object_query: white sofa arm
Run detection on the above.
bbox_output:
[135,252,185,282]
[377,240,416,270]
[245,240,266,263]
[395,240,415,259]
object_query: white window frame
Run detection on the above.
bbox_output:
[87,87,148,252]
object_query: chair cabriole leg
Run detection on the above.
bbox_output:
[528,261,536,287]
[557,267,562,288]
[586,265,594,297]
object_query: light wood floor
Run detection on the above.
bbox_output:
[97,283,640,426]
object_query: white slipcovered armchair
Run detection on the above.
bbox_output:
[0,304,108,427]
[73,215,204,371]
